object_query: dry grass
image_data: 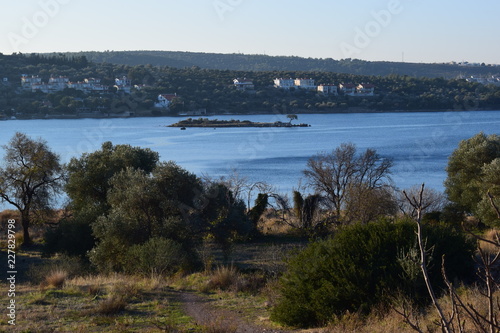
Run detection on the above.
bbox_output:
[207,265,239,291]
[203,317,238,333]
[96,295,128,315]
[43,269,68,288]
[321,286,500,333]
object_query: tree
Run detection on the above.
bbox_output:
[303,143,393,222]
[45,142,160,257]
[0,132,64,245]
[287,114,298,124]
[89,163,202,273]
[65,141,159,217]
[444,132,500,220]
[397,185,447,219]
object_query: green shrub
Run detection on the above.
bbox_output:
[270,219,475,328]
[44,216,95,259]
[125,237,193,276]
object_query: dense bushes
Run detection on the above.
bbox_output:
[270,219,475,328]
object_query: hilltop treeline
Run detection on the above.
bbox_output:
[51,50,500,78]
[1,53,500,117]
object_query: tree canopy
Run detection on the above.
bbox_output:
[0,132,64,245]
[444,132,500,224]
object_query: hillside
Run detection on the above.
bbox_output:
[2,53,500,118]
[48,50,500,79]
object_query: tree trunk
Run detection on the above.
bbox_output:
[21,211,32,246]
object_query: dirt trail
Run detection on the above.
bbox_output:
[176,290,293,333]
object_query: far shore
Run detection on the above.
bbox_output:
[1,108,498,121]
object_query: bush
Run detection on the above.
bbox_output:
[270,219,475,328]
[125,237,194,276]
[44,216,95,258]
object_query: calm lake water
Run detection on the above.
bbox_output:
[1,111,499,207]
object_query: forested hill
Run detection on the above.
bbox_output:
[46,50,500,79]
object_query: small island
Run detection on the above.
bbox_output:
[168,115,310,128]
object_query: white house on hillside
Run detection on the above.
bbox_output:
[294,78,316,90]
[356,84,375,96]
[339,83,357,96]
[274,78,295,89]
[233,78,255,90]
[317,84,338,95]
[115,76,132,93]
[155,93,177,108]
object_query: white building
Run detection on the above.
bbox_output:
[155,93,177,108]
[115,76,132,93]
[294,78,316,90]
[339,83,357,96]
[274,78,295,89]
[356,83,375,96]
[22,74,109,94]
[233,78,255,90]
[317,84,338,95]
[21,75,42,90]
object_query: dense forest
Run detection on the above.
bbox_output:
[49,50,500,78]
[1,53,500,117]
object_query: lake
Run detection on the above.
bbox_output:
[1,111,499,207]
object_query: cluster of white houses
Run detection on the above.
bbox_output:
[21,75,133,94]
[273,78,375,96]
[233,77,375,96]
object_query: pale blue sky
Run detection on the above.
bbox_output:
[1,0,499,64]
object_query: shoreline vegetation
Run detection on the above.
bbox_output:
[168,118,311,128]
[3,53,500,121]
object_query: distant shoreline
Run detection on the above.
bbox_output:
[2,108,498,121]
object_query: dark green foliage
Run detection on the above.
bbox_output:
[125,237,194,275]
[200,182,253,259]
[247,193,268,232]
[270,220,475,328]
[44,217,95,259]
[445,132,500,225]
[89,164,202,273]
[65,141,159,217]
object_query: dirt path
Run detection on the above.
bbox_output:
[176,290,294,333]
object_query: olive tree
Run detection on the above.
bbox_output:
[0,132,64,245]
[89,162,203,273]
[45,141,159,257]
[445,132,500,224]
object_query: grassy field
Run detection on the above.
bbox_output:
[1,217,499,332]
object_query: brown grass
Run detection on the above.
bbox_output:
[207,265,239,291]
[43,270,68,288]
[203,317,238,333]
[96,295,128,315]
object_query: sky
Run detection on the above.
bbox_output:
[1,0,499,64]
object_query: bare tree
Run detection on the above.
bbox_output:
[398,185,447,219]
[304,142,393,222]
[402,184,452,333]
